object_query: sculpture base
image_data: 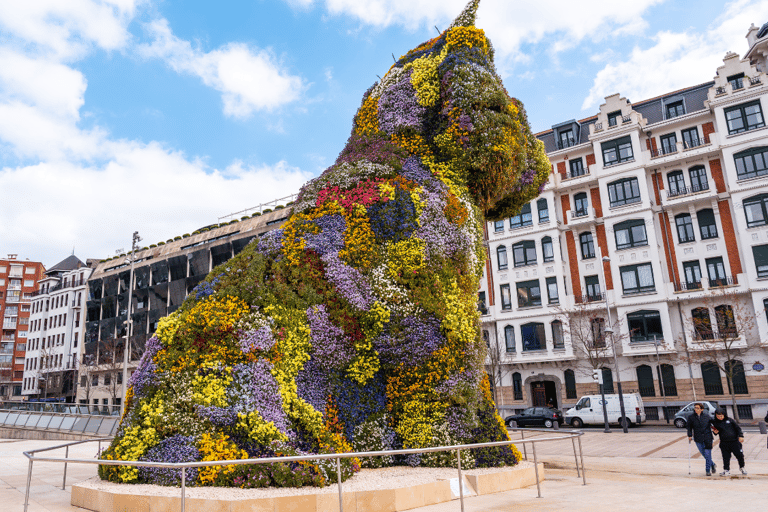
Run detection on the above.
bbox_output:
[71,462,544,512]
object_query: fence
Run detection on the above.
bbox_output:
[23,428,586,512]
[0,408,119,437]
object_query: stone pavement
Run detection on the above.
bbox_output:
[2,430,767,511]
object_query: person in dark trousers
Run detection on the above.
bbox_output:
[712,407,746,476]
[687,403,716,476]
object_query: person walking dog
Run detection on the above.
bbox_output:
[712,407,746,476]
[687,403,716,476]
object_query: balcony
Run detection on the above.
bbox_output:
[666,182,710,199]
[709,275,737,288]
[673,280,702,293]
[563,166,591,181]
[651,145,678,158]
[568,207,596,225]
[682,135,710,150]
[749,75,762,87]
[574,292,606,304]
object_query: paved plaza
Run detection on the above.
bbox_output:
[2,430,766,511]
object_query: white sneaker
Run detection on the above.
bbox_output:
[740,467,747,476]
[719,470,730,477]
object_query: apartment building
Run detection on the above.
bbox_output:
[23,256,93,403]
[481,22,768,422]
[0,255,45,401]
[76,208,290,412]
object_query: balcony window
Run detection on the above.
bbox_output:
[521,322,546,351]
[658,364,678,396]
[724,100,765,135]
[715,304,737,338]
[552,320,564,349]
[546,276,559,304]
[666,100,685,119]
[734,147,768,180]
[702,362,723,395]
[727,73,745,91]
[689,166,708,192]
[744,194,768,227]
[580,232,595,259]
[607,177,641,207]
[504,325,515,353]
[636,365,656,397]
[725,360,749,394]
[574,192,589,217]
[537,198,549,223]
[477,292,487,315]
[753,244,768,278]
[513,240,536,267]
[591,318,606,348]
[542,236,554,262]
[509,203,532,229]
[667,170,686,197]
[569,158,585,177]
[601,368,615,393]
[627,310,663,342]
[660,133,677,155]
[497,246,508,270]
[683,260,702,289]
[614,219,647,250]
[494,220,504,232]
[500,284,512,310]
[516,280,541,308]
[706,257,727,287]
[513,372,523,400]
[585,275,601,301]
[682,127,702,149]
[558,129,575,149]
[601,136,633,166]
[565,369,577,399]
[675,213,695,243]
[607,110,621,127]
[620,263,655,295]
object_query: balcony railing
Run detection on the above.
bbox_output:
[715,86,727,95]
[569,207,594,221]
[564,167,590,180]
[622,115,632,124]
[666,182,709,198]
[651,145,678,158]
[682,136,709,149]
[709,275,736,288]
[557,138,577,150]
[749,75,762,86]
[575,292,605,304]
[674,280,702,292]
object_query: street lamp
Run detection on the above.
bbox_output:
[600,254,629,433]
[653,335,670,424]
[120,231,141,417]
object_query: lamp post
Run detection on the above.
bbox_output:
[120,231,141,417]
[653,335,670,424]
[599,253,629,433]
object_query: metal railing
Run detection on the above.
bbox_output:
[674,280,702,292]
[22,428,586,512]
[0,408,119,436]
[666,182,709,198]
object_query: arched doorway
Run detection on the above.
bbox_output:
[525,374,563,409]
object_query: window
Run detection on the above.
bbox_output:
[494,220,504,232]
[585,275,601,301]
[675,214,695,243]
[601,368,614,393]
[657,364,678,396]
[580,232,595,259]
[728,72,744,91]
[607,178,641,207]
[537,198,549,223]
[569,158,585,177]
[564,369,577,399]
[513,240,536,267]
[734,147,768,180]
[509,203,532,229]
[689,166,708,192]
[706,257,727,287]
[620,263,655,294]
[724,100,765,134]
[496,246,508,270]
[607,110,621,127]
[764,298,768,324]
[702,362,724,395]
[92,375,98,387]
[660,133,677,155]
[500,284,512,310]
[591,318,606,348]
[682,261,703,289]
[512,372,523,400]
[697,209,718,239]
[552,320,564,349]
[636,365,656,397]
[667,170,685,196]
[516,280,541,308]
[541,236,554,262]
[725,360,749,394]
[715,304,737,338]
[737,404,753,420]
[682,127,701,149]
[574,192,589,217]
[601,136,633,166]
[104,374,111,386]
[627,310,663,342]
[559,129,575,149]
[521,322,546,351]
[614,219,647,250]
[504,325,515,353]
[744,194,768,228]
[478,292,487,315]
[754,245,768,278]
[666,100,685,119]
[692,307,713,340]
[546,277,559,304]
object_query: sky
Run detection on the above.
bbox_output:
[2,0,768,267]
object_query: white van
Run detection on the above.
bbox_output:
[565,393,646,428]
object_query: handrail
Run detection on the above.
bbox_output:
[23,428,586,512]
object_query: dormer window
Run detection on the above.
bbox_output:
[607,110,621,127]
[665,100,685,119]
[558,129,575,149]
[728,73,745,91]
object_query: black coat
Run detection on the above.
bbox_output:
[687,412,713,446]
[712,416,743,442]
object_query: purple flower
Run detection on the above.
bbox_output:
[229,361,289,434]
[414,189,472,261]
[320,252,374,311]
[196,405,239,427]
[257,229,284,255]
[304,215,346,256]
[128,335,161,396]
[306,305,354,369]
[238,326,275,354]
[374,316,444,367]
[378,70,425,134]
[139,435,200,486]
[295,358,330,413]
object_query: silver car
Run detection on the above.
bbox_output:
[673,401,718,428]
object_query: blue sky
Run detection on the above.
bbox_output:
[2,0,768,266]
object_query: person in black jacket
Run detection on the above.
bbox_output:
[687,403,716,476]
[712,408,746,476]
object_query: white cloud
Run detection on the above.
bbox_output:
[139,19,305,118]
[582,0,768,110]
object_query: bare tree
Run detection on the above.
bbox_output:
[484,329,510,407]
[682,287,758,422]
[97,337,125,413]
[77,353,98,412]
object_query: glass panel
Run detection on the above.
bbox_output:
[72,417,89,432]
[211,242,233,268]
[151,261,169,286]
[48,416,64,430]
[85,417,102,433]
[99,418,118,435]
[168,256,187,282]
[638,265,654,287]
[59,416,76,431]
[622,269,638,290]
[188,250,210,277]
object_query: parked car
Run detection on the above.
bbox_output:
[673,401,718,428]
[564,393,646,428]
[505,407,564,428]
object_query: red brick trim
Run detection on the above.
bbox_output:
[557,161,566,179]
[709,158,726,194]
[595,225,613,290]
[586,154,596,167]
[590,187,603,218]
[565,231,582,298]
[717,200,743,279]
[702,122,715,144]
[651,173,662,204]
[560,195,571,225]
[659,212,680,284]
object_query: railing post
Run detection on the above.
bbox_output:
[520,430,527,460]
[24,458,33,512]
[532,441,541,498]
[578,433,587,485]
[456,449,464,512]
[336,457,343,512]
[570,436,580,478]
[62,445,69,490]
[181,467,186,512]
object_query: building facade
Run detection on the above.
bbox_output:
[23,256,93,403]
[0,255,45,401]
[482,23,768,422]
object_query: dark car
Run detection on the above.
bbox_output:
[505,407,563,428]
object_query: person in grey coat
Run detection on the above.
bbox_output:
[687,403,716,476]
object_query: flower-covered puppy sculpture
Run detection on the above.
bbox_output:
[100,0,550,488]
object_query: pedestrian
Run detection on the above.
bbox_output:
[711,407,747,476]
[687,402,716,476]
